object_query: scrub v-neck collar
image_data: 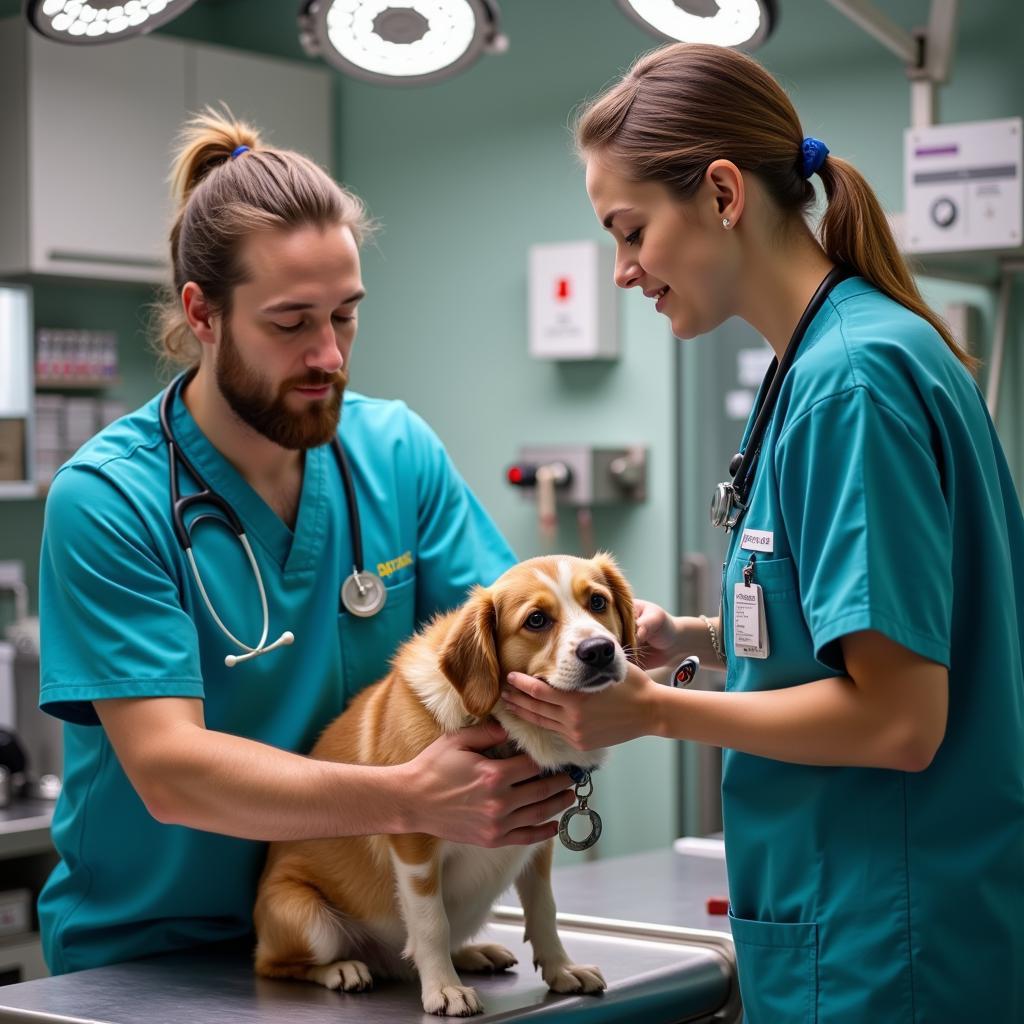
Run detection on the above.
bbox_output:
[736,275,864,454]
[169,394,329,575]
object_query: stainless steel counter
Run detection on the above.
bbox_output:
[0,799,54,861]
[0,848,738,1024]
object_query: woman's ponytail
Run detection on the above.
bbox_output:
[817,156,979,372]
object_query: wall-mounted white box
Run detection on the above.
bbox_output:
[904,117,1022,255]
[528,241,618,360]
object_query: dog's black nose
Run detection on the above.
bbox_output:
[576,637,615,669]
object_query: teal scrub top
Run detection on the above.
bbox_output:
[37,387,516,975]
[720,277,1024,1023]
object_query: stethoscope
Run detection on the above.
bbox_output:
[158,370,387,668]
[711,265,852,533]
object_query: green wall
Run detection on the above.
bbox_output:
[2,0,1022,858]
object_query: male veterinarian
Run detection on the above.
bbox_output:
[36,113,577,974]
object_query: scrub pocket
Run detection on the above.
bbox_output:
[724,553,818,689]
[338,575,418,697]
[729,910,818,1024]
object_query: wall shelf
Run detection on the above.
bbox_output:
[34,378,119,391]
[0,483,37,500]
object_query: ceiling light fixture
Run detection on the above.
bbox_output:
[299,0,507,86]
[25,0,199,44]
[616,0,777,51]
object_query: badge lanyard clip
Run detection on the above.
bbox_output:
[733,553,770,659]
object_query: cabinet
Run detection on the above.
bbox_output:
[189,45,333,172]
[0,800,55,985]
[0,19,334,285]
[0,285,34,499]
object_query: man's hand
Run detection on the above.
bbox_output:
[399,721,576,847]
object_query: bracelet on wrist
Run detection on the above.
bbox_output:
[699,613,727,666]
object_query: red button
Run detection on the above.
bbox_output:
[706,897,730,916]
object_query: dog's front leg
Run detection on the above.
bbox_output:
[514,841,607,995]
[392,845,483,1017]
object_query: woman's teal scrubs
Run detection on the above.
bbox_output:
[36,388,515,974]
[720,278,1024,1023]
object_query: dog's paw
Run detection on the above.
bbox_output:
[421,983,483,1016]
[452,943,518,973]
[306,959,373,992]
[543,962,607,994]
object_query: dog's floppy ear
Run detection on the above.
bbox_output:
[439,586,501,719]
[594,552,638,662]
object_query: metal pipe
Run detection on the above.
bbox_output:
[826,0,919,64]
[911,77,937,129]
[924,0,959,84]
[986,268,1014,420]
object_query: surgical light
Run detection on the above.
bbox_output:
[25,0,199,43]
[298,0,507,86]
[616,0,776,51]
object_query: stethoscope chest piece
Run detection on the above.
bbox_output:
[341,569,388,618]
[710,478,745,532]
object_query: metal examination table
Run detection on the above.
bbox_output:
[0,844,739,1023]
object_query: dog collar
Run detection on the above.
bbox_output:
[560,764,596,786]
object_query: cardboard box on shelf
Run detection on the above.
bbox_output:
[0,421,26,482]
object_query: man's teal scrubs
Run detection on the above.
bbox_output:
[37,387,515,974]
[720,277,1024,1023]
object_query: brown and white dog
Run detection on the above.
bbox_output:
[253,554,637,1016]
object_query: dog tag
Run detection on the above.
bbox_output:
[558,805,602,852]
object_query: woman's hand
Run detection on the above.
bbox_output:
[502,663,662,750]
[634,598,686,669]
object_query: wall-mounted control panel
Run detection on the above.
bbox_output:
[506,445,647,506]
[904,117,1022,255]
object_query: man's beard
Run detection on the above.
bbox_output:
[215,320,346,450]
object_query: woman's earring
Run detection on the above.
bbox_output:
[722,217,731,229]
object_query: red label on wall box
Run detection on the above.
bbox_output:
[555,277,571,301]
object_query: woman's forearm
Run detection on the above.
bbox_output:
[675,614,727,669]
[649,674,938,772]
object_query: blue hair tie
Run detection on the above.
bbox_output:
[230,144,251,160]
[800,137,829,179]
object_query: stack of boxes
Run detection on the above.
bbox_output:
[34,329,119,385]
[33,328,125,489]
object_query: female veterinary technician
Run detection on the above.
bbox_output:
[36,110,577,975]
[503,44,1024,1023]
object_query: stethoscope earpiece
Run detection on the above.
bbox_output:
[224,631,294,668]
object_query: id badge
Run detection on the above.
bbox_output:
[733,581,769,659]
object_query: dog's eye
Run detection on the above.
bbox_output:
[525,610,549,631]
[589,593,608,613]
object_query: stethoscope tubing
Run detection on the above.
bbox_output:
[160,369,365,577]
[158,369,377,664]
[717,265,853,529]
